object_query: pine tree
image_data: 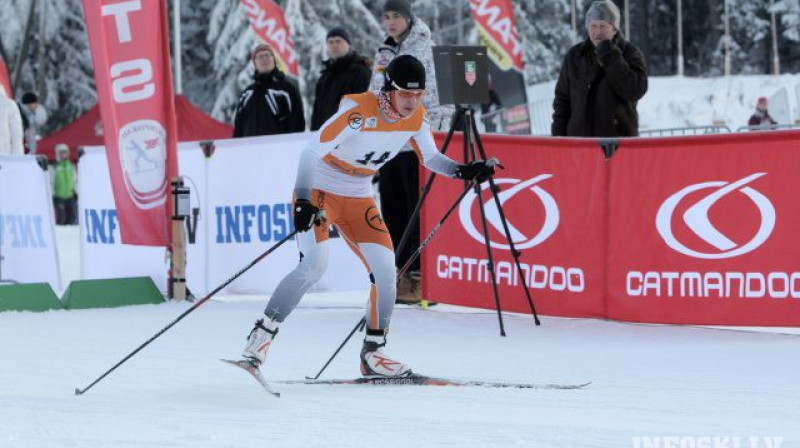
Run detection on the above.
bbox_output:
[513,0,574,84]
[179,0,218,112]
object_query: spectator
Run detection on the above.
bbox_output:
[53,144,77,225]
[310,27,372,131]
[552,0,648,137]
[481,85,502,133]
[0,85,24,155]
[748,97,777,129]
[232,44,305,137]
[371,0,453,304]
[18,91,48,153]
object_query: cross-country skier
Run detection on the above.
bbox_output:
[236,55,496,378]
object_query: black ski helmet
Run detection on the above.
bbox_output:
[382,55,426,91]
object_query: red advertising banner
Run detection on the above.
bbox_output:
[422,133,607,318]
[82,0,178,246]
[241,0,299,78]
[607,132,800,326]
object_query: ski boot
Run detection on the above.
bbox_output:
[242,318,279,368]
[360,329,413,378]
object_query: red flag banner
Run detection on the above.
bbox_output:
[82,0,178,246]
[468,0,524,72]
[0,49,11,97]
[241,0,299,78]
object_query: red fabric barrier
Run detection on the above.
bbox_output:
[422,130,800,326]
[422,133,607,318]
[607,131,800,326]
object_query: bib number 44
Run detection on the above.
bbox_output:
[355,151,391,166]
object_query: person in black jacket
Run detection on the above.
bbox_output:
[552,0,647,137]
[233,44,305,137]
[310,27,371,131]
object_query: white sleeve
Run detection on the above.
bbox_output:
[410,117,460,178]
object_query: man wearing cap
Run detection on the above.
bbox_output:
[232,43,305,137]
[310,27,371,131]
[371,0,453,304]
[748,97,777,129]
[552,0,647,137]
[233,55,496,379]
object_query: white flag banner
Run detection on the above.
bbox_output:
[79,143,204,290]
[0,155,61,289]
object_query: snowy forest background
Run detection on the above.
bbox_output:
[1,0,799,133]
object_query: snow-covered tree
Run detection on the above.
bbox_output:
[774,0,800,41]
[513,0,574,84]
[178,0,219,112]
[0,0,95,133]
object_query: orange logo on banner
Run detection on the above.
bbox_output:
[241,0,299,77]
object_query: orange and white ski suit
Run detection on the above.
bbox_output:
[262,91,459,330]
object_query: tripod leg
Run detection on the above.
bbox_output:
[465,110,506,336]
[470,116,541,325]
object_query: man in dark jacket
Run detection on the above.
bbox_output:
[233,44,305,137]
[310,27,371,131]
[552,0,647,137]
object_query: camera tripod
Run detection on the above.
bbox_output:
[394,105,540,335]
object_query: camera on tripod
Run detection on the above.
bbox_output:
[432,46,490,106]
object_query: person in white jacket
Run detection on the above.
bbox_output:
[18,92,47,154]
[0,85,24,155]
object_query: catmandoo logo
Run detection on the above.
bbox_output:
[119,119,168,209]
[656,173,775,259]
[458,175,559,250]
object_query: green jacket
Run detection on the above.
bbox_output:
[53,160,76,199]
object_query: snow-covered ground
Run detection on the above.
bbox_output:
[528,74,800,134]
[1,227,798,447]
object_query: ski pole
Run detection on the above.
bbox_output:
[306,317,366,380]
[75,229,299,396]
[308,181,475,379]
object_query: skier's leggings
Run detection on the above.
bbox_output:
[263,189,396,330]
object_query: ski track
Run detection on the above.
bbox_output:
[1,297,799,448]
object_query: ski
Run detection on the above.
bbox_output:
[220,359,280,398]
[278,375,590,390]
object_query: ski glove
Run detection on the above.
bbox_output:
[455,158,501,183]
[293,199,321,232]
